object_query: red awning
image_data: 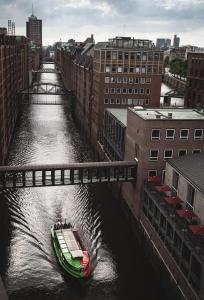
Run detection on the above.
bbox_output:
[155,185,171,193]
[147,176,161,184]
[176,209,197,218]
[188,225,204,235]
[164,196,183,205]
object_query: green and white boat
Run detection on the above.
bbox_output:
[51,221,92,280]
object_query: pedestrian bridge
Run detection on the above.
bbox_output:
[20,82,71,96]
[0,161,137,189]
[32,68,61,74]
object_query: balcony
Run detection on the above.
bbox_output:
[143,179,204,294]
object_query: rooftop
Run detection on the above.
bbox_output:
[168,153,204,194]
[106,108,127,126]
[130,107,204,120]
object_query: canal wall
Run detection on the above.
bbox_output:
[163,73,186,90]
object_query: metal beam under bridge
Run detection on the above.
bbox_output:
[0,161,137,189]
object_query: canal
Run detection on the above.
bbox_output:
[0,64,165,300]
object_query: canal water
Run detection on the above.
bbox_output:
[0,64,165,300]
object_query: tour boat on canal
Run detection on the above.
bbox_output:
[51,220,92,280]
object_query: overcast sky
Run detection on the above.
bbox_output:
[1,0,204,47]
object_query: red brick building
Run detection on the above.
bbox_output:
[0,34,29,164]
[185,52,204,108]
[56,36,164,146]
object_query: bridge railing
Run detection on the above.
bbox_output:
[0,161,137,188]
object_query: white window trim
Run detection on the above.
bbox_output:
[149,149,159,161]
[192,149,201,154]
[151,129,160,140]
[178,149,187,157]
[180,129,189,140]
[148,170,158,177]
[105,77,110,83]
[164,149,173,159]
[194,129,203,140]
[165,129,175,140]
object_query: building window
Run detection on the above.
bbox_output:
[139,99,144,105]
[140,88,144,94]
[110,88,115,94]
[104,99,109,104]
[105,65,110,72]
[146,88,150,94]
[134,89,138,94]
[133,99,138,105]
[187,184,195,210]
[122,88,127,94]
[136,52,141,60]
[192,149,201,154]
[112,65,117,72]
[128,88,133,94]
[122,99,126,105]
[194,129,203,140]
[116,88,121,94]
[110,99,114,104]
[112,52,117,60]
[118,52,123,60]
[166,129,175,140]
[130,52,135,60]
[162,170,165,184]
[118,66,123,73]
[130,66,134,73]
[116,99,120,104]
[124,66,128,73]
[111,77,116,83]
[134,78,139,84]
[127,99,133,105]
[124,52,129,59]
[146,78,151,83]
[117,77,122,83]
[148,170,157,177]
[149,149,159,161]
[164,149,173,159]
[129,78,134,84]
[145,99,149,105]
[141,66,146,73]
[105,77,110,83]
[178,149,187,157]
[135,66,140,73]
[172,171,179,194]
[140,78,145,84]
[105,88,109,94]
[106,51,111,59]
[151,129,160,140]
[180,129,189,139]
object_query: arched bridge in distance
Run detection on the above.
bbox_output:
[0,161,137,189]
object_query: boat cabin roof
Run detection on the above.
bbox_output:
[56,229,84,258]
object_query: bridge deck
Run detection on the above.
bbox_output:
[0,161,137,188]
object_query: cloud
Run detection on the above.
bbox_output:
[0,0,204,46]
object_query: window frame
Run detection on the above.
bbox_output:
[164,149,173,159]
[149,149,159,161]
[148,170,158,177]
[151,129,161,141]
[180,129,189,140]
[194,129,203,140]
[165,129,175,140]
[178,149,187,157]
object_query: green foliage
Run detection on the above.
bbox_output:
[169,58,187,78]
